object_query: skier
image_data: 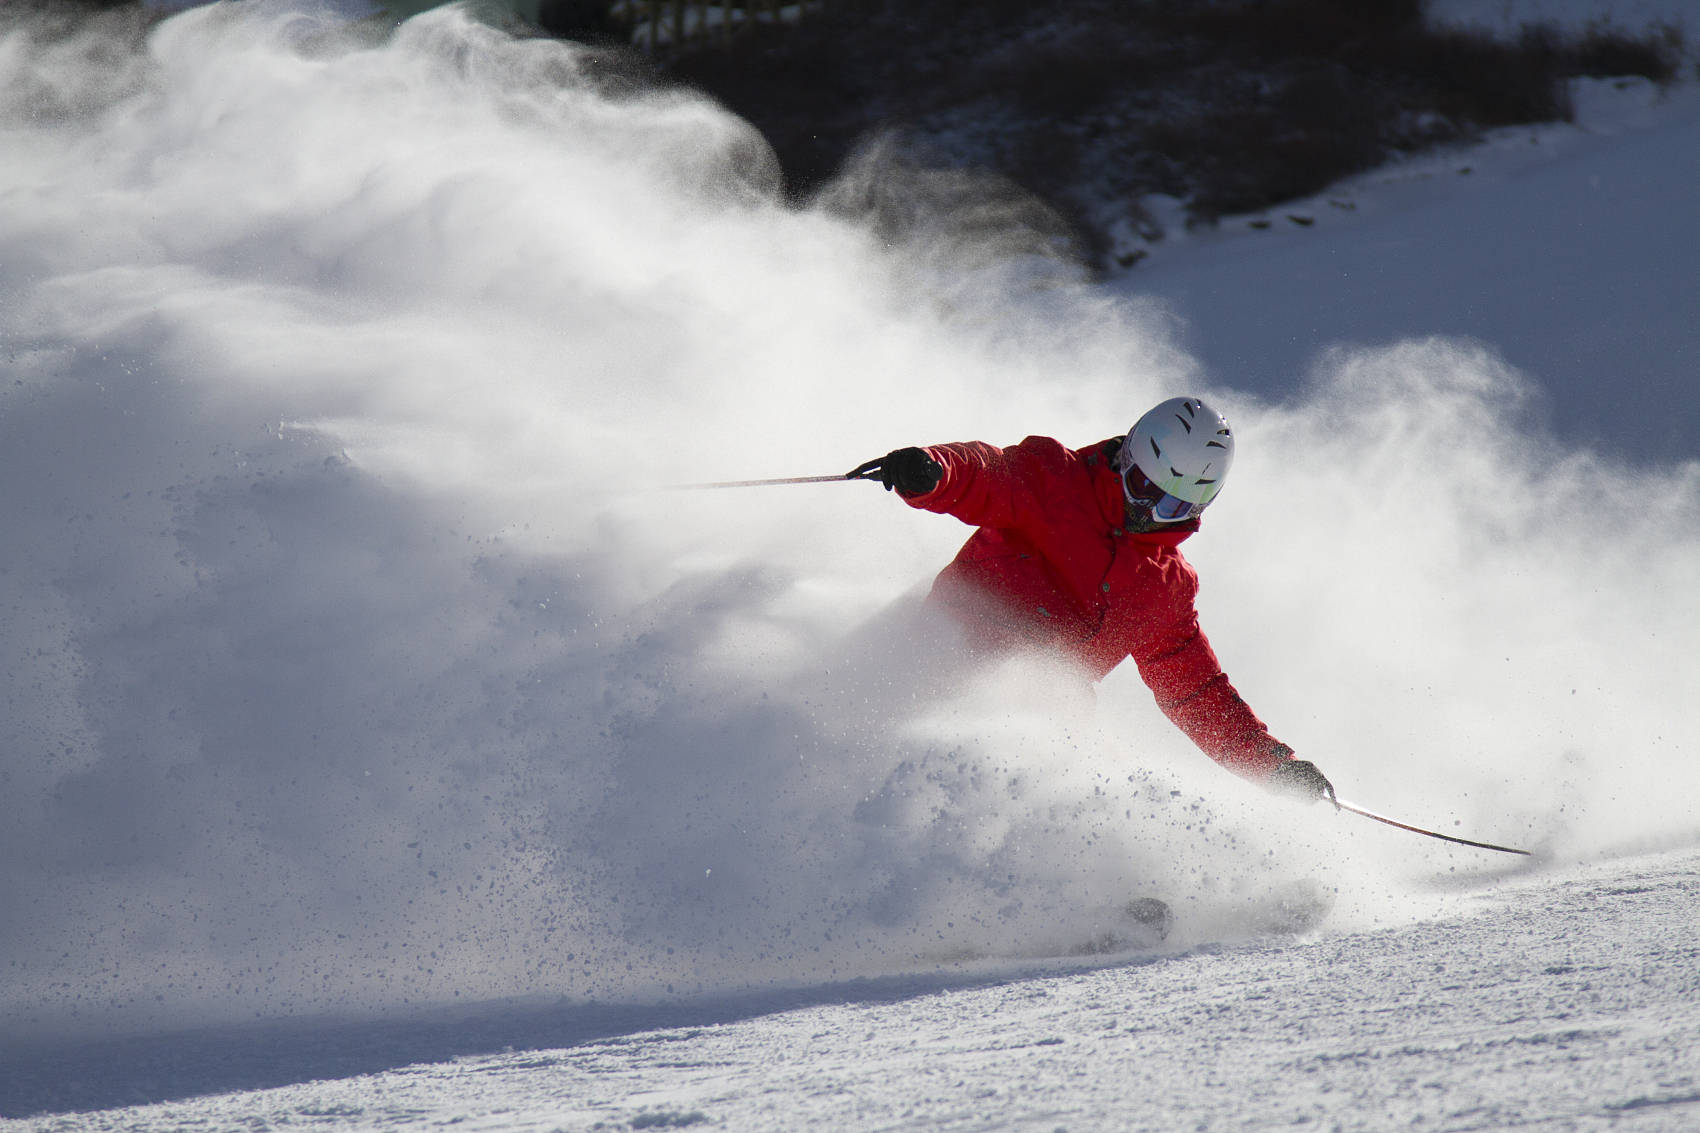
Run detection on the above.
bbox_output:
[848,396,1336,804]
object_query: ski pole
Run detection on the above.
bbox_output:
[1333,796,1532,856]
[667,473,856,490]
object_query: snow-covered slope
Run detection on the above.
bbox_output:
[9,847,1699,1128]
[1,0,1696,1126]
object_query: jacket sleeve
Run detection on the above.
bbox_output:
[900,440,1043,530]
[1134,612,1290,782]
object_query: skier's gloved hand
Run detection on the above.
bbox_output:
[847,447,943,496]
[1269,751,1337,806]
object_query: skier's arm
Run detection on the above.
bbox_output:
[1134,612,1317,788]
[849,441,1033,525]
[900,440,1051,530]
[850,437,1082,531]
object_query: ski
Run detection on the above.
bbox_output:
[1333,797,1532,856]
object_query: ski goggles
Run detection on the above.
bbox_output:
[1121,464,1205,523]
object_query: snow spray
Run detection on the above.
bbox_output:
[2,2,1697,1042]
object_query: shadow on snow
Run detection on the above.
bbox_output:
[0,951,1173,1118]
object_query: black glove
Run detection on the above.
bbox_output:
[1270,755,1337,806]
[847,447,943,497]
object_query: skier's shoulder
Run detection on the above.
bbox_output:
[1007,434,1120,474]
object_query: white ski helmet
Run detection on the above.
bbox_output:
[1115,396,1235,522]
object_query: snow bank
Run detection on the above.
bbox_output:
[2,2,1696,1042]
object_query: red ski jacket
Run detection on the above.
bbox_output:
[904,435,1289,781]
